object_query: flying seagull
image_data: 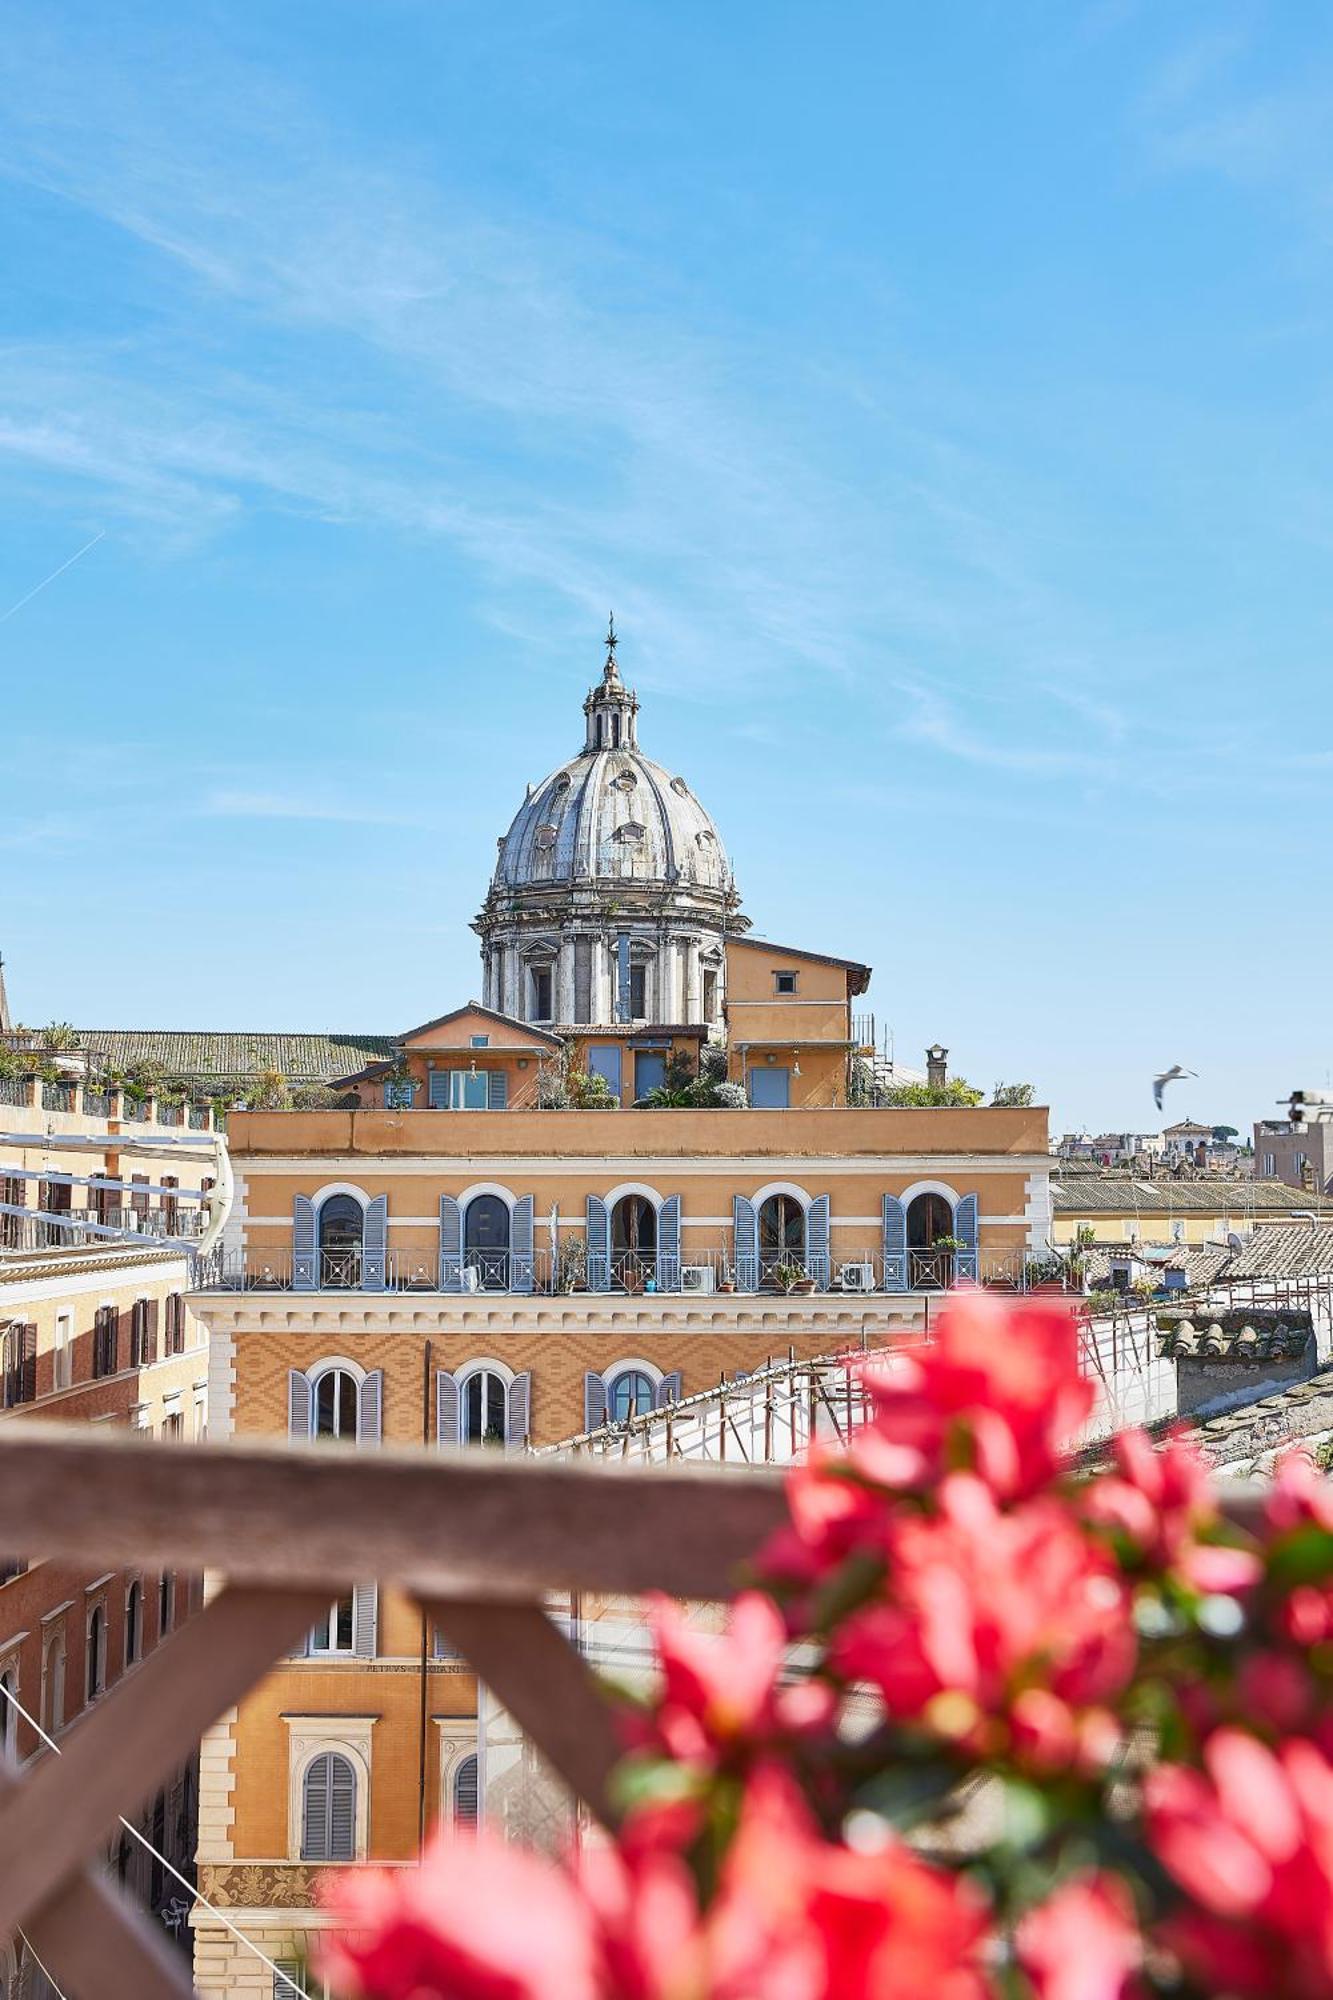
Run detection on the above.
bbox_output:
[1153,1065,1197,1111]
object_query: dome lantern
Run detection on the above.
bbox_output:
[582,615,639,752]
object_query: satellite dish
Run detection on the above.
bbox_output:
[1226,1231,1244,1254]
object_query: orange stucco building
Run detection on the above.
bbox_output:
[186,635,1052,1993]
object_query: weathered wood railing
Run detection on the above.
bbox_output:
[0,1425,788,2000]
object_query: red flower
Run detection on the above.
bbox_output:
[645,1591,790,1767]
[1147,1729,1333,1997]
[1017,1874,1142,2000]
[321,1831,601,2000]
[832,1475,1134,1760]
[857,1293,1092,1502]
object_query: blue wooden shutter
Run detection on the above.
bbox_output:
[586,1194,610,1291]
[657,1194,681,1291]
[506,1371,531,1449]
[436,1370,460,1447]
[881,1194,908,1292]
[292,1194,316,1291]
[20,1323,36,1403]
[428,1068,456,1109]
[487,1070,508,1109]
[453,1754,479,1827]
[288,1369,312,1439]
[584,1372,608,1432]
[733,1194,758,1291]
[511,1195,534,1293]
[358,1369,383,1445]
[807,1194,831,1287]
[352,1584,377,1658]
[363,1194,388,1291]
[439,1195,463,1291]
[955,1193,979,1282]
[657,1370,681,1408]
[302,1754,334,1860]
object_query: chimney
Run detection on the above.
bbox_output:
[926,1043,948,1091]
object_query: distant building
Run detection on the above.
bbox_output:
[1254,1117,1333,1197]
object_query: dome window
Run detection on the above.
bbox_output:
[670,777,691,798]
[534,824,559,851]
[696,829,715,847]
[614,822,646,843]
[551,772,571,792]
[612,769,638,792]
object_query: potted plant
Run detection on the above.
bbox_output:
[772,1259,805,1295]
[557,1234,586,1295]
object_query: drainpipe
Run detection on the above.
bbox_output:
[417,1338,433,1849]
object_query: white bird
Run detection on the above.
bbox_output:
[1153,1065,1197,1111]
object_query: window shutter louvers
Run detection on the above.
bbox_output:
[487,1070,508,1110]
[292,1194,316,1291]
[21,1324,36,1403]
[657,1370,681,1409]
[436,1370,461,1447]
[302,1753,331,1860]
[506,1371,531,1450]
[358,1369,383,1445]
[362,1194,388,1291]
[511,1195,534,1294]
[732,1195,759,1292]
[585,1195,610,1291]
[109,1305,122,1373]
[146,1298,160,1364]
[881,1194,908,1293]
[438,1196,463,1292]
[808,1195,831,1287]
[583,1372,608,1433]
[955,1193,979,1282]
[329,1755,356,1859]
[352,1584,378,1658]
[287,1369,313,1440]
[657,1195,681,1291]
[454,1754,480,1827]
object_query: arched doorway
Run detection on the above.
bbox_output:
[318,1194,363,1288]
[907,1192,955,1289]
[610,1195,657,1289]
[464,1196,511,1290]
[758,1194,806,1285]
[462,1369,508,1446]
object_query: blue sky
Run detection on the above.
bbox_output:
[1,1,1329,1133]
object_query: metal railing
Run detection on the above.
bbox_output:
[82,1088,112,1118]
[41,1081,76,1112]
[0,1079,28,1108]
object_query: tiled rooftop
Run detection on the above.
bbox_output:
[1223,1224,1333,1280]
[1052,1176,1319,1215]
[68,1029,396,1084]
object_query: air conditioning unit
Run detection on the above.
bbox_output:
[680,1264,716,1295]
[838,1261,876,1292]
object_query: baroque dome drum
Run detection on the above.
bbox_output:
[474,624,745,1031]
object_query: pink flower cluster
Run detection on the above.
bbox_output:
[322,1294,1333,2000]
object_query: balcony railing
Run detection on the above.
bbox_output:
[194,1245,1035,1296]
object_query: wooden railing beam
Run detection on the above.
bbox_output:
[0,1584,329,1942]
[0,1425,787,1602]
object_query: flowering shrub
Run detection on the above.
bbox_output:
[323,1293,1333,1999]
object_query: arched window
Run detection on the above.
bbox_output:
[158,1572,174,1636]
[758,1194,806,1280]
[462,1370,508,1447]
[0,1667,15,1759]
[607,1369,656,1422]
[906,1192,955,1289]
[464,1196,511,1291]
[301,1750,357,1861]
[318,1194,364,1288]
[125,1581,143,1665]
[42,1634,65,1735]
[87,1606,106,1700]
[313,1367,359,1440]
[453,1753,479,1827]
[610,1196,656,1289]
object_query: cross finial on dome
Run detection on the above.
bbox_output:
[603,612,619,682]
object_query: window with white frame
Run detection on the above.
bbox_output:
[463,1369,508,1446]
[125,1581,143,1665]
[438,1721,480,1827]
[607,1368,656,1422]
[0,1663,16,1757]
[307,1596,355,1656]
[86,1604,107,1700]
[314,1367,359,1440]
[42,1631,65,1734]
[301,1749,358,1861]
[53,1313,72,1392]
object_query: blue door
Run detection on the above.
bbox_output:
[634,1050,667,1099]
[748,1067,790,1108]
[588,1044,623,1098]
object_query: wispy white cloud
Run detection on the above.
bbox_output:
[199,788,417,826]
[894,684,1110,779]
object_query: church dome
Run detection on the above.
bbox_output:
[492,627,732,897]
